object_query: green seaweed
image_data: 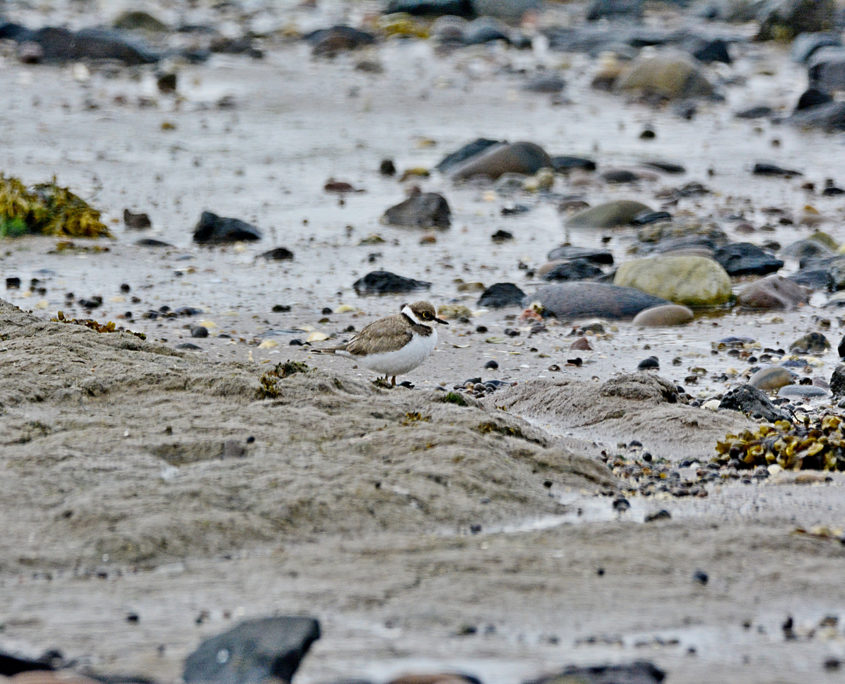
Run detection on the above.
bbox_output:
[0,174,111,238]
[440,391,468,407]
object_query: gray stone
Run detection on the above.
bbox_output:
[719,384,791,422]
[478,282,526,308]
[193,211,262,244]
[791,32,841,63]
[531,282,670,319]
[451,142,551,181]
[632,304,694,326]
[789,332,830,354]
[830,364,845,395]
[748,366,796,391]
[757,0,836,40]
[615,52,714,100]
[778,384,828,398]
[183,616,320,684]
[524,660,665,684]
[736,275,810,310]
[383,192,451,229]
[714,242,783,276]
[353,271,431,295]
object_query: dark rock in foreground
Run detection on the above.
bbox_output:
[3,25,159,64]
[714,242,783,276]
[524,659,665,684]
[193,211,262,244]
[830,364,845,395]
[547,245,613,264]
[719,385,791,422]
[478,282,526,308]
[183,616,320,684]
[541,259,604,282]
[383,192,451,229]
[531,283,670,319]
[353,270,431,295]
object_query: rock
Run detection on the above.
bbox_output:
[435,138,501,173]
[0,648,62,676]
[830,364,845,394]
[719,384,791,422]
[550,156,597,173]
[792,32,841,63]
[753,162,802,177]
[808,47,845,92]
[136,238,172,248]
[123,209,151,229]
[795,87,833,111]
[259,247,294,261]
[353,271,431,295]
[306,26,376,56]
[472,0,540,21]
[389,675,481,684]
[641,160,685,174]
[782,237,834,261]
[547,245,613,265]
[736,275,810,309]
[478,282,526,308]
[451,142,551,181]
[541,259,604,282]
[615,52,714,100]
[789,332,830,354]
[566,200,652,229]
[602,169,640,183]
[385,0,475,17]
[586,0,644,21]
[522,73,566,93]
[29,27,159,64]
[714,242,783,276]
[789,100,845,131]
[463,18,511,45]
[632,304,694,326]
[524,660,665,684]
[787,269,831,290]
[193,211,262,244]
[183,616,320,684]
[17,41,44,63]
[839,336,845,358]
[532,283,670,319]
[113,10,169,32]
[748,366,796,391]
[689,37,732,64]
[614,255,732,306]
[757,0,835,40]
[638,356,660,370]
[383,192,451,229]
[778,384,828,398]
[735,105,774,119]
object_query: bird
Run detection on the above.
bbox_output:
[317,301,447,386]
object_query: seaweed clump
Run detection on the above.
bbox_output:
[256,360,311,399]
[715,414,845,471]
[53,311,145,339]
[0,174,111,238]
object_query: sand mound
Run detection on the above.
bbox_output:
[0,300,614,571]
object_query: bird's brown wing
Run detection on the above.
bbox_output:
[346,314,413,356]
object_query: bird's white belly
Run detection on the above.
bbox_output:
[358,330,437,375]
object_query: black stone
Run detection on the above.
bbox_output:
[136,238,173,248]
[190,326,209,338]
[5,277,21,289]
[753,162,802,177]
[542,259,603,282]
[632,210,672,225]
[718,385,791,422]
[463,19,511,46]
[638,356,659,370]
[831,364,845,395]
[586,0,643,21]
[491,229,513,243]
[485,360,499,369]
[547,245,613,265]
[795,87,833,111]
[353,270,431,295]
[259,247,294,261]
[383,192,451,229]
[534,283,669,320]
[477,282,526,308]
[787,269,831,291]
[644,509,671,522]
[602,169,639,183]
[522,74,565,93]
[305,26,376,56]
[123,209,151,229]
[385,0,475,18]
[735,105,774,119]
[183,616,320,684]
[693,569,709,585]
[691,38,731,64]
[714,242,783,276]
[193,211,262,244]
[379,159,396,176]
[524,660,665,684]
[642,160,685,174]
[550,155,597,173]
[436,138,501,173]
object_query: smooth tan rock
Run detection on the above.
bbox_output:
[566,200,652,228]
[748,366,796,391]
[632,304,695,326]
[736,275,810,310]
[616,52,714,100]
[451,141,551,180]
[614,255,731,306]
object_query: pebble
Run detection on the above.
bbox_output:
[353,271,431,295]
[193,211,262,244]
[451,141,551,181]
[632,304,694,327]
[748,366,796,391]
[638,356,659,370]
[383,191,451,229]
[736,275,810,310]
[477,282,526,308]
[566,200,652,228]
